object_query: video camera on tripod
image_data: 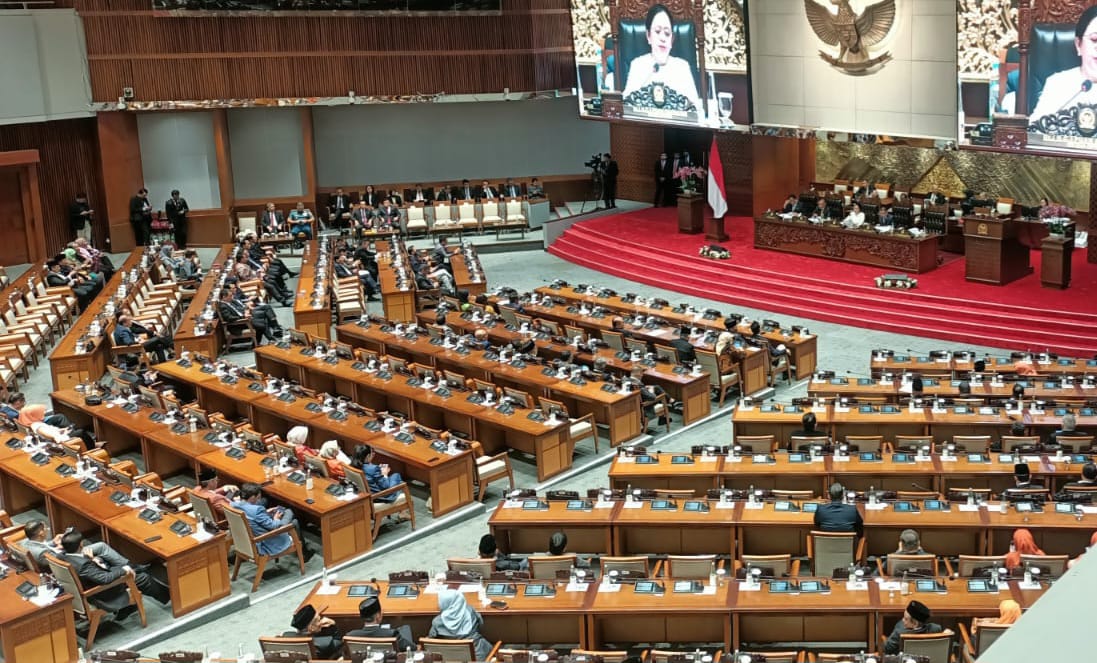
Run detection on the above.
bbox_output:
[584,154,603,170]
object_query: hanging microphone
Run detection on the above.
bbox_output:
[1055,79,1093,114]
[911,482,934,493]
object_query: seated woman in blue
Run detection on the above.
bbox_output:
[428,589,492,660]
[350,444,405,503]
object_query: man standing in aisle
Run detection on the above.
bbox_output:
[129,188,152,246]
[165,189,189,248]
[602,153,619,209]
[654,152,671,206]
[69,192,94,242]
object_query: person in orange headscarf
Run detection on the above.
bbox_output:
[972,599,1022,633]
[1005,528,1045,570]
[1068,531,1097,570]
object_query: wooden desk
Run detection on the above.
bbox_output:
[729,577,874,650]
[0,570,77,663]
[254,343,564,486]
[612,500,737,556]
[608,453,723,493]
[293,240,331,340]
[173,244,233,358]
[532,285,819,380]
[336,323,644,446]
[48,249,147,389]
[1041,235,1073,289]
[587,579,732,650]
[376,241,415,323]
[452,252,487,297]
[870,352,1097,378]
[963,215,1031,285]
[298,580,591,649]
[489,500,617,555]
[754,214,939,273]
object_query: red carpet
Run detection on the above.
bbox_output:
[547,208,1097,356]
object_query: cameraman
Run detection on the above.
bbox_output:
[601,153,618,209]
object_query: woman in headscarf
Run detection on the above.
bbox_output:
[428,589,492,660]
[158,243,180,272]
[1068,531,1097,570]
[318,440,349,481]
[288,425,318,466]
[971,599,1022,633]
[714,332,744,376]
[1004,528,1045,570]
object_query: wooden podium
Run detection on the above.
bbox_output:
[677,193,704,234]
[1040,235,1074,289]
[963,216,1031,285]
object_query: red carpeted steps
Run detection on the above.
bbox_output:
[547,211,1097,357]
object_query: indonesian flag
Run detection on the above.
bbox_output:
[707,136,728,219]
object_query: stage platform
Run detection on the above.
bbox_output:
[547,208,1097,357]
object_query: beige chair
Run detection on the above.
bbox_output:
[433,201,457,232]
[955,555,1008,577]
[539,396,598,453]
[500,199,528,237]
[600,556,650,576]
[733,653,801,663]
[223,503,306,592]
[303,454,330,478]
[258,636,316,659]
[420,637,480,663]
[694,348,739,406]
[625,337,648,356]
[344,465,416,540]
[480,200,503,228]
[447,558,496,576]
[894,435,935,453]
[663,554,716,579]
[45,553,147,650]
[959,622,1010,660]
[188,488,225,527]
[1020,553,1069,577]
[569,651,628,663]
[899,630,953,663]
[843,435,884,454]
[4,537,39,574]
[601,329,624,351]
[881,554,938,577]
[808,531,864,576]
[771,489,814,500]
[528,554,577,580]
[734,434,777,453]
[216,307,257,350]
[467,440,513,502]
[344,635,399,657]
[952,435,992,452]
[457,201,479,233]
[405,204,429,236]
[237,212,258,236]
[737,554,799,578]
[1001,436,1040,452]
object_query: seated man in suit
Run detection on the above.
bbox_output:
[883,600,943,654]
[527,177,545,199]
[351,201,375,236]
[345,596,415,650]
[259,202,285,236]
[1005,463,1045,493]
[58,529,171,615]
[408,184,431,204]
[670,326,696,363]
[113,314,172,365]
[479,180,498,201]
[46,258,99,309]
[328,188,353,230]
[375,199,401,230]
[436,185,455,203]
[21,520,64,568]
[283,603,342,659]
[782,194,798,213]
[813,482,863,536]
[877,205,894,226]
[457,179,475,201]
[809,198,830,220]
[502,178,523,198]
[232,483,314,562]
[334,253,379,301]
[1064,462,1097,489]
[217,288,280,344]
[1049,413,1089,447]
[478,533,528,572]
[894,528,927,555]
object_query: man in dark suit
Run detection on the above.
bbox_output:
[479,180,497,201]
[329,188,352,230]
[670,326,696,363]
[436,185,454,203]
[58,529,170,615]
[282,604,343,660]
[361,186,381,208]
[352,201,374,237]
[810,198,830,219]
[602,153,619,209]
[503,178,522,198]
[458,179,475,201]
[813,482,863,536]
[218,288,277,343]
[782,194,798,213]
[113,314,172,364]
[165,189,189,247]
[655,153,672,206]
[432,237,454,275]
[408,184,431,204]
[1005,463,1044,493]
[129,188,152,246]
[335,253,379,300]
[375,199,400,230]
[883,600,943,655]
[260,203,285,235]
[345,597,415,650]
[69,192,93,241]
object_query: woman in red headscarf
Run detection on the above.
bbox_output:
[1004,528,1045,570]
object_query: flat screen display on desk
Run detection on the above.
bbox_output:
[569,0,751,128]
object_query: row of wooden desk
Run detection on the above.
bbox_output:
[301,577,1046,652]
[48,249,148,390]
[335,321,645,446]
[606,450,1094,495]
[487,497,1095,561]
[150,359,479,517]
[0,566,78,663]
[420,311,712,427]
[173,244,234,359]
[0,425,231,618]
[869,353,1097,378]
[531,285,818,380]
[806,375,1097,403]
[292,240,332,341]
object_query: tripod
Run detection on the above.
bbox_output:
[577,168,604,214]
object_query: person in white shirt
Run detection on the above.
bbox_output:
[622,4,702,114]
[1030,6,1097,127]
[841,202,866,229]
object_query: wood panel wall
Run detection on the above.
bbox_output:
[0,119,104,256]
[76,0,576,102]
[751,135,814,217]
[610,122,665,205]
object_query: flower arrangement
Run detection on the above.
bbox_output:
[1039,202,1074,220]
[699,244,730,260]
[676,166,707,194]
[874,274,917,289]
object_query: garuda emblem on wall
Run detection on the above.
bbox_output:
[804,0,897,74]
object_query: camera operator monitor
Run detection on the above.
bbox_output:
[570,0,750,128]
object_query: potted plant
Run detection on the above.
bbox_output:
[676,166,706,195]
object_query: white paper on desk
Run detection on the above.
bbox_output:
[714,501,736,509]
[744,502,764,510]
[701,584,717,595]
[315,583,341,595]
[958,504,980,512]
[1079,505,1097,514]
[940,456,957,462]
[594,501,615,509]
[931,407,946,414]
[338,491,360,501]
[864,503,888,510]
[1049,456,1069,463]
[422,584,441,594]
[1083,383,1096,390]
[597,582,622,593]
[835,406,850,413]
[878,581,901,591]
[833,456,850,463]
[738,582,761,592]
[812,406,827,414]
[616,456,636,464]
[1018,581,1042,591]
[502,500,523,509]
[30,589,60,606]
[191,529,214,543]
[623,501,643,509]
[1022,455,1041,463]
[566,582,589,592]
[726,456,743,463]
[698,456,718,463]
[458,584,482,593]
[845,581,869,591]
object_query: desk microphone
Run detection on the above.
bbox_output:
[1055,79,1093,114]
[911,482,934,493]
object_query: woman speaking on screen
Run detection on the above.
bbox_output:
[622,4,702,114]
[1029,5,1097,128]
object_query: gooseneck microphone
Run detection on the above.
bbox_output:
[911,482,934,493]
[1055,79,1093,114]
